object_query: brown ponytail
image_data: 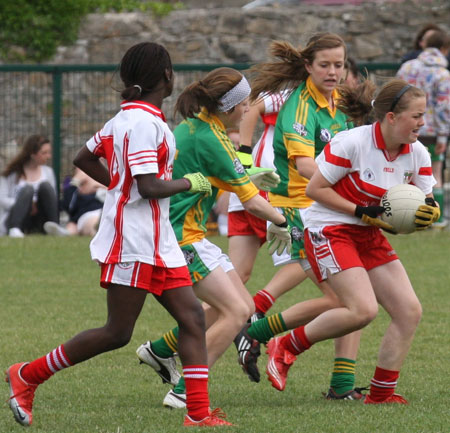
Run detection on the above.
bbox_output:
[175,67,244,119]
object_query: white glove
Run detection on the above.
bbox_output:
[246,167,280,192]
[267,221,291,255]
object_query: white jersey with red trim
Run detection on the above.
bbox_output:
[304,122,436,228]
[229,90,291,212]
[86,100,186,268]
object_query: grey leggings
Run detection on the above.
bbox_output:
[6,182,59,233]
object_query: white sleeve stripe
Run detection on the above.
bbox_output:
[129,155,158,163]
[129,150,157,156]
[129,160,157,168]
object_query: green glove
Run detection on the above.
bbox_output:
[236,145,253,168]
[267,221,292,255]
[415,198,440,230]
[183,172,212,196]
[246,167,280,192]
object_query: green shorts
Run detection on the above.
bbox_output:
[429,143,445,162]
[272,207,309,267]
[420,137,445,162]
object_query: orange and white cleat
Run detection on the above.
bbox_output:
[5,362,38,426]
[184,408,233,427]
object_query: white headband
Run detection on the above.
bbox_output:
[217,76,251,112]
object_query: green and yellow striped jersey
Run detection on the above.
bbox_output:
[269,77,352,208]
[170,109,258,246]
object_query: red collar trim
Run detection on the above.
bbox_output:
[120,100,166,122]
[372,122,411,160]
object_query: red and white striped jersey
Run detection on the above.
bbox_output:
[229,90,291,212]
[86,100,186,268]
[304,122,436,228]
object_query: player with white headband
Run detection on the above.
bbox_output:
[134,67,292,409]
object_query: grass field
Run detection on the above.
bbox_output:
[1,231,449,433]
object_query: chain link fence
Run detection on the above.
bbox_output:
[0,63,448,221]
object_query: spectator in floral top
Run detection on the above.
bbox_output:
[397,30,450,227]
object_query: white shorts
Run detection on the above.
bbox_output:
[182,238,234,283]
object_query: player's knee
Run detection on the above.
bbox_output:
[180,302,206,333]
[398,298,422,329]
[354,303,378,328]
[237,301,253,325]
[105,327,133,349]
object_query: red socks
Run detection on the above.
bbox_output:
[253,290,275,314]
[282,326,312,356]
[368,366,399,402]
[183,365,209,421]
[21,345,73,385]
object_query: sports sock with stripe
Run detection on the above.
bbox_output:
[248,313,287,344]
[368,366,399,402]
[183,365,209,421]
[329,358,356,394]
[21,344,73,385]
[253,290,275,314]
[282,325,312,355]
[151,327,179,358]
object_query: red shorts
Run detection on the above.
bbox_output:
[227,210,267,245]
[100,262,192,295]
[304,225,399,282]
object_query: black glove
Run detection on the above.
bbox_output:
[355,205,397,234]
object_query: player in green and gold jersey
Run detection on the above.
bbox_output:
[234,33,365,400]
[135,67,291,408]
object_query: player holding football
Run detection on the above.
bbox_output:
[265,78,440,404]
[5,42,232,428]
[234,33,363,399]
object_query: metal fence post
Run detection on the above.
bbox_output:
[52,67,62,196]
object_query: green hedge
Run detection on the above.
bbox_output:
[0,0,182,62]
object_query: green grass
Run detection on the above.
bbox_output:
[1,231,450,433]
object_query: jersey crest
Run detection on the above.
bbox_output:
[291,226,304,241]
[233,157,245,174]
[183,249,195,265]
[403,170,413,183]
[293,122,307,137]
[362,168,375,182]
[320,128,332,143]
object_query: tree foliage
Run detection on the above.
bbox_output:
[0,0,182,62]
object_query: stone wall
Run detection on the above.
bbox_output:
[50,0,450,65]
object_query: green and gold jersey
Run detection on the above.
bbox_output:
[170,109,258,246]
[269,77,352,208]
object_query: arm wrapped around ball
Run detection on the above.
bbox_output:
[246,167,280,192]
[415,197,440,230]
[354,205,397,234]
[267,220,292,255]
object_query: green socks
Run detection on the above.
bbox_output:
[151,327,179,358]
[173,376,186,394]
[330,358,356,394]
[248,313,287,344]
